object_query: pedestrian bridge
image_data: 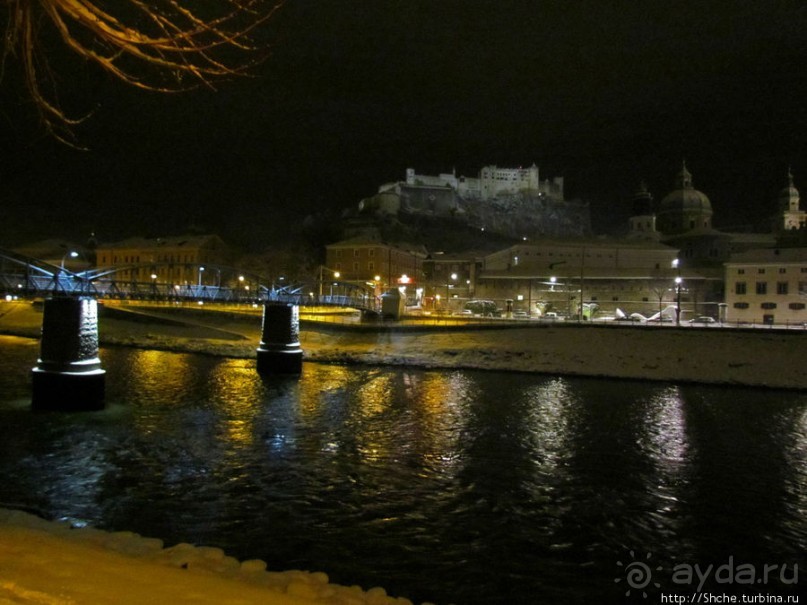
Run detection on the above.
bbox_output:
[0,248,379,313]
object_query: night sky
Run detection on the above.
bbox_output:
[1,1,806,248]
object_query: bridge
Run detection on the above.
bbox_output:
[0,248,380,312]
[2,247,372,409]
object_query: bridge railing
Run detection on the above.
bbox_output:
[2,273,379,312]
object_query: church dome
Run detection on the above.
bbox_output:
[657,162,713,235]
[658,163,712,214]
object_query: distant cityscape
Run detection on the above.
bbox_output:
[7,162,807,325]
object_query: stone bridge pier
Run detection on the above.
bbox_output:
[31,297,106,411]
[256,303,303,374]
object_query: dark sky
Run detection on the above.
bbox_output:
[1,0,806,247]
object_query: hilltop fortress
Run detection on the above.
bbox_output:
[359,164,591,239]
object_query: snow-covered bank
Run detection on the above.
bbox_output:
[0,508,422,605]
[300,321,807,389]
[1,300,805,389]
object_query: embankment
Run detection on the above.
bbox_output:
[1,300,804,389]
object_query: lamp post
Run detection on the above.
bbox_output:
[60,250,79,269]
[448,272,457,298]
[672,258,681,325]
[329,272,340,298]
[198,266,205,287]
[56,251,80,294]
[318,266,340,298]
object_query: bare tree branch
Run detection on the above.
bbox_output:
[1,0,283,145]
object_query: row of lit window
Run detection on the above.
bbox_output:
[733,302,805,310]
[737,267,807,274]
[99,254,197,265]
[734,281,807,295]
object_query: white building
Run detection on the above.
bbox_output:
[725,247,807,326]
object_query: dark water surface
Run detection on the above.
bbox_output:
[0,336,804,604]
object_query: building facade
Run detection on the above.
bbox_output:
[473,238,691,317]
[325,237,428,300]
[95,234,230,286]
[724,247,807,325]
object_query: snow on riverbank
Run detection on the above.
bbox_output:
[0,508,422,605]
[2,300,805,389]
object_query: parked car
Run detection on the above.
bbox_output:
[463,299,499,317]
[689,316,718,324]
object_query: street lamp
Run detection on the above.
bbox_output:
[319,266,340,297]
[672,258,681,325]
[198,266,205,286]
[60,250,78,269]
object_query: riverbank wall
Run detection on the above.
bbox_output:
[1,300,804,389]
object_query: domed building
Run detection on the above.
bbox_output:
[656,162,713,235]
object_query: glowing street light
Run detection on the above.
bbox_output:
[60,250,78,269]
[198,266,205,286]
[672,258,681,325]
[319,266,340,297]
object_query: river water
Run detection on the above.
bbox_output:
[0,335,804,604]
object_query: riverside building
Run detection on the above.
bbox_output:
[473,238,682,318]
[324,236,428,301]
[724,247,807,325]
[94,234,230,287]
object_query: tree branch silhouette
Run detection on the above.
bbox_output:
[2,0,283,145]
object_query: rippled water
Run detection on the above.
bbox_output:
[0,335,804,604]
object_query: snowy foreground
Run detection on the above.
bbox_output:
[0,508,426,605]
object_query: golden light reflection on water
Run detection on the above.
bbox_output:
[406,371,471,474]
[298,363,352,418]
[126,349,196,397]
[208,359,267,448]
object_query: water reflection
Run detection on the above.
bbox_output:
[679,387,807,567]
[0,340,804,605]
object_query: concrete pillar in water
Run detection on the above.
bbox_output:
[256,303,303,374]
[381,288,404,319]
[31,297,106,411]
